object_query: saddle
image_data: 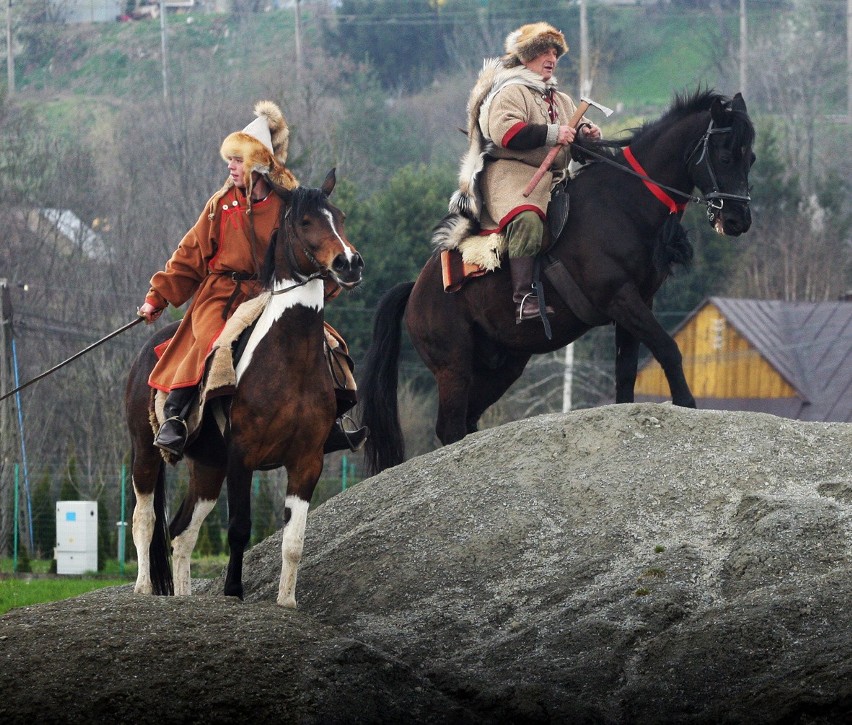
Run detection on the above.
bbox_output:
[150,294,358,464]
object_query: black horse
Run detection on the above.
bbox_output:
[360,89,755,473]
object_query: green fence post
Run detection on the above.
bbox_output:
[341,455,348,491]
[13,463,19,573]
[118,463,127,576]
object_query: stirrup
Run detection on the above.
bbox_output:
[154,416,188,457]
[324,415,369,454]
[516,292,552,323]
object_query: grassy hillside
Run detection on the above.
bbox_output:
[6,9,721,113]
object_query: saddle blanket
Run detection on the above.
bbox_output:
[440,232,506,292]
[150,293,357,463]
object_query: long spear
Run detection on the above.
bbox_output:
[0,315,145,403]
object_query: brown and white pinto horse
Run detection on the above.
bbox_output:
[125,170,363,607]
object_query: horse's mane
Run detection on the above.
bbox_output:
[576,87,755,157]
[260,185,331,288]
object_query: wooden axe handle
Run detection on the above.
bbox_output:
[522,101,591,198]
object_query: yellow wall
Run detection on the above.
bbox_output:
[635,302,798,399]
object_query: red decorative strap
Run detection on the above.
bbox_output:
[623,146,687,214]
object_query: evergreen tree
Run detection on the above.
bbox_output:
[96,497,112,571]
[30,470,55,559]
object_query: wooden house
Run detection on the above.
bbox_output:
[634,296,852,423]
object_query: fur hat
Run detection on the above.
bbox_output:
[219,100,297,193]
[503,22,568,67]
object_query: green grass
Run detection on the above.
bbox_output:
[0,577,128,615]
[0,554,229,615]
[606,13,724,108]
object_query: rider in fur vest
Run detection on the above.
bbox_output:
[137,101,367,458]
[437,22,601,322]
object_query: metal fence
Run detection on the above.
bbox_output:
[1,455,362,571]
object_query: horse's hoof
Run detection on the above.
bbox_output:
[223,585,244,600]
[277,596,297,608]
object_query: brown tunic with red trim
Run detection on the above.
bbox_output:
[479,82,578,233]
[144,187,281,392]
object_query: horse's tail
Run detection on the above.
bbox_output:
[360,281,415,475]
[149,459,174,595]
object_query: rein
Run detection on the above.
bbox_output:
[573,119,750,219]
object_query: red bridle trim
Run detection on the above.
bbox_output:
[623,146,687,214]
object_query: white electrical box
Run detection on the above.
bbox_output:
[55,501,98,575]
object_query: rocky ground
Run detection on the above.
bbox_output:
[1,403,850,723]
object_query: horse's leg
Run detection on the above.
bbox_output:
[278,455,324,608]
[169,459,225,596]
[223,461,253,600]
[465,353,532,433]
[434,367,474,445]
[131,456,158,595]
[614,323,641,403]
[607,285,695,407]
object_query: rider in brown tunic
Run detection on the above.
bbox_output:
[138,101,367,457]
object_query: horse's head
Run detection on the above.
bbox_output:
[270,169,364,289]
[689,93,756,237]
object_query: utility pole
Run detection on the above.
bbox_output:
[739,0,747,98]
[847,0,851,121]
[579,0,590,97]
[159,0,169,100]
[5,0,14,96]
[0,280,15,556]
[562,344,574,413]
[294,0,302,86]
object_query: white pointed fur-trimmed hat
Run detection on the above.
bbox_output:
[503,22,568,67]
[219,100,297,192]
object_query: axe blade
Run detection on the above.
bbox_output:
[579,96,614,118]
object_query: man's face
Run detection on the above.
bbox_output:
[227,156,246,189]
[524,46,559,81]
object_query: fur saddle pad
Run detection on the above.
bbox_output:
[151,293,358,463]
[440,232,507,292]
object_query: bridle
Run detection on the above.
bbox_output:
[272,205,335,296]
[684,119,752,223]
[575,116,752,223]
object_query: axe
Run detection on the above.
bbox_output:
[522,96,614,197]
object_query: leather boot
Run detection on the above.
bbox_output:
[510,256,553,323]
[324,416,369,454]
[154,387,196,458]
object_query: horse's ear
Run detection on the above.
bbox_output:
[321,168,336,197]
[710,96,731,126]
[732,92,747,113]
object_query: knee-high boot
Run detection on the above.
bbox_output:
[510,256,552,323]
[154,386,196,458]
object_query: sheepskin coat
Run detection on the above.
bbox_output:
[432,60,581,250]
[145,186,282,392]
[479,77,578,231]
